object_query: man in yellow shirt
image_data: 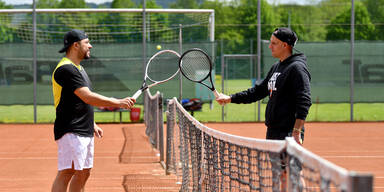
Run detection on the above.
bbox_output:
[51,29,135,192]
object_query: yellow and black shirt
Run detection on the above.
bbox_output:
[52,57,94,140]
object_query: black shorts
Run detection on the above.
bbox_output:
[266,127,305,170]
[266,127,305,143]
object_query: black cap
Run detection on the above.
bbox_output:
[58,29,88,53]
[272,27,298,47]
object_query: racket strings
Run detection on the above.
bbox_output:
[180,51,211,82]
[147,52,180,82]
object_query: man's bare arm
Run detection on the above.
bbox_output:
[74,87,135,109]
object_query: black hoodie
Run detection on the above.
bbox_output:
[230,53,311,134]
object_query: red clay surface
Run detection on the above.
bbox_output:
[207,122,384,191]
[0,122,382,191]
[0,124,179,192]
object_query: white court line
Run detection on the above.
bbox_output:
[314,151,384,154]
[0,157,57,160]
[0,156,156,160]
[0,178,52,181]
[0,152,56,154]
[0,187,125,191]
[0,154,380,159]
[322,155,384,158]
[0,177,123,181]
[0,155,380,160]
[124,186,180,190]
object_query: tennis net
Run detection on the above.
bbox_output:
[165,97,372,192]
[144,89,164,164]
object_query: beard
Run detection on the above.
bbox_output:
[83,51,91,60]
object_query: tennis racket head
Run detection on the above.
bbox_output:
[179,48,221,99]
[132,50,180,100]
[145,49,180,84]
[179,48,212,83]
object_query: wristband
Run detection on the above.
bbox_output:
[293,128,302,133]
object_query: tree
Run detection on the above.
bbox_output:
[33,0,61,42]
[319,0,351,22]
[141,0,161,8]
[0,0,11,8]
[236,0,278,41]
[0,0,13,43]
[216,0,279,53]
[37,0,60,8]
[57,0,105,43]
[170,0,201,9]
[59,0,87,8]
[276,5,326,42]
[0,1,13,43]
[364,0,384,40]
[138,0,175,42]
[111,0,136,8]
[201,0,234,40]
[326,2,376,40]
[202,0,278,53]
[201,0,244,53]
[165,0,209,42]
[98,0,138,42]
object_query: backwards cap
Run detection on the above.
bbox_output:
[59,29,88,53]
[272,27,298,47]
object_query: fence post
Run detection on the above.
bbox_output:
[350,172,373,192]
[350,0,355,122]
[220,39,225,122]
[257,0,262,122]
[32,0,37,123]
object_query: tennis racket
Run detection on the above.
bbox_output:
[132,50,180,100]
[179,48,220,99]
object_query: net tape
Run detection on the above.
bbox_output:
[144,89,162,149]
[0,10,211,43]
[166,97,371,192]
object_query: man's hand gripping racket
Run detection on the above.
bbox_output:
[178,48,221,99]
[132,50,180,100]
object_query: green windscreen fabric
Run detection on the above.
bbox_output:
[261,41,384,103]
[0,42,215,105]
[0,10,214,105]
[1,41,383,104]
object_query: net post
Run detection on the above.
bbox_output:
[165,99,173,175]
[158,93,165,167]
[349,172,373,192]
[285,153,291,192]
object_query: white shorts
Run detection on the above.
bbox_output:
[56,133,94,171]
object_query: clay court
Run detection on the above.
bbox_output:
[0,122,382,191]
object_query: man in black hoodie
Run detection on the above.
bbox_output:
[216,28,311,145]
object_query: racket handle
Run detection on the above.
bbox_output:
[132,90,142,100]
[213,89,220,99]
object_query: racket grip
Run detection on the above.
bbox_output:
[213,89,220,99]
[132,90,142,100]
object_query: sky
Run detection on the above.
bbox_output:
[3,0,321,5]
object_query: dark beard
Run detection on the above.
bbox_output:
[83,52,91,60]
